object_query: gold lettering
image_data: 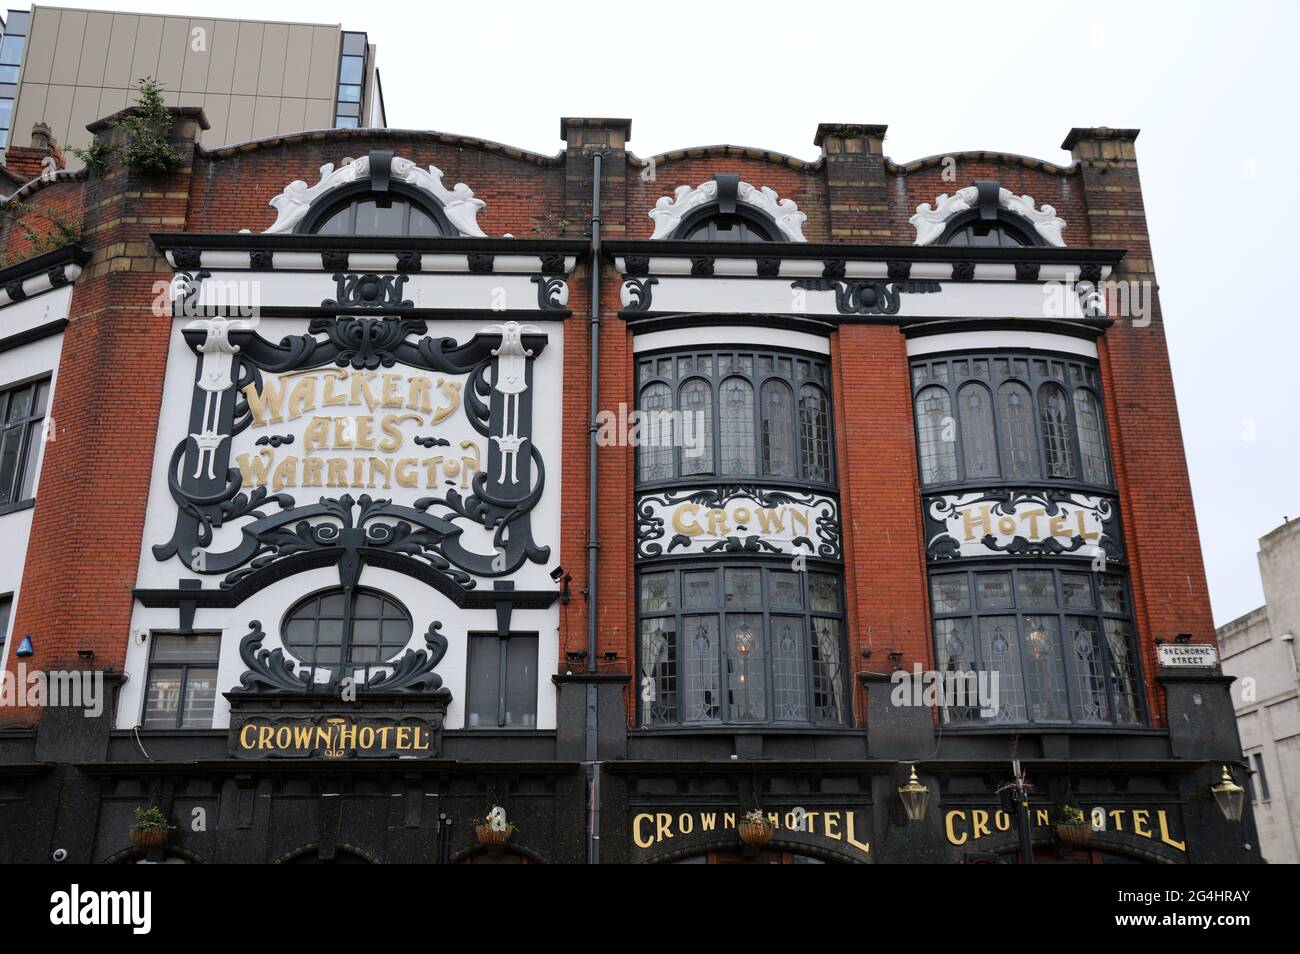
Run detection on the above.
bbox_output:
[407,376,433,414]
[633,813,655,849]
[994,810,1011,832]
[972,809,991,839]
[287,377,316,420]
[788,508,810,536]
[845,811,870,854]
[327,458,349,487]
[431,378,462,424]
[1023,507,1047,538]
[322,371,348,406]
[459,441,480,490]
[239,724,257,749]
[382,374,404,408]
[945,810,968,846]
[378,415,405,453]
[350,371,379,411]
[706,508,731,536]
[1133,809,1152,839]
[755,508,785,534]
[679,813,694,835]
[961,505,992,541]
[367,457,392,489]
[236,448,274,488]
[395,458,419,488]
[673,504,703,537]
[1049,513,1069,539]
[1108,809,1125,832]
[271,456,298,491]
[303,417,331,453]
[1157,811,1186,852]
[354,416,376,450]
[243,377,286,426]
[824,811,843,841]
[656,813,673,843]
[302,456,324,486]
[1076,509,1099,540]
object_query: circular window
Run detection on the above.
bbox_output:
[281,588,413,668]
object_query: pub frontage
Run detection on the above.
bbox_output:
[0,110,1260,863]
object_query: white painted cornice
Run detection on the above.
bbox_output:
[910,185,1066,247]
[648,179,807,241]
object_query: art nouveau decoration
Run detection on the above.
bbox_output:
[262,153,488,237]
[636,487,841,560]
[909,186,1067,247]
[648,179,808,241]
[923,490,1122,563]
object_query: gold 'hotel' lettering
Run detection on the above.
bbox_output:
[959,504,1099,543]
[237,717,433,758]
[943,806,1186,852]
[631,809,869,856]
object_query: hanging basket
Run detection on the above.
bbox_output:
[474,823,515,847]
[738,820,775,847]
[1055,822,1090,847]
[130,826,168,850]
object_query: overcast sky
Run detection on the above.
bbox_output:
[44,0,1300,626]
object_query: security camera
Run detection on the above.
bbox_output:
[52,848,68,863]
[1281,632,1295,642]
[549,566,566,583]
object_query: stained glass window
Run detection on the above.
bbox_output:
[1039,383,1076,478]
[997,382,1041,479]
[958,383,998,479]
[1073,388,1109,485]
[760,380,795,477]
[916,386,957,484]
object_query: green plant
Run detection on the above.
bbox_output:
[742,809,771,826]
[113,77,183,175]
[132,805,169,831]
[70,136,112,173]
[3,199,83,253]
[1058,803,1085,825]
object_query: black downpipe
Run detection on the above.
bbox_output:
[585,152,603,864]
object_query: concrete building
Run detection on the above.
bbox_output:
[0,4,382,158]
[1219,517,1300,864]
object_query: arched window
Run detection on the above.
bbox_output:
[1039,383,1076,478]
[301,183,454,236]
[1073,388,1109,485]
[678,378,713,476]
[798,384,831,483]
[937,210,1039,248]
[760,380,795,477]
[915,386,956,485]
[957,383,998,480]
[637,382,673,482]
[720,377,756,477]
[282,588,412,672]
[677,209,776,242]
[997,382,1041,479]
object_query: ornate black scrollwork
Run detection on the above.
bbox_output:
[531,275,567,310]
[250,250,274,270]
[254,434,294,447]
[790,279,943,316]
[4,281,26,302]
[47,264,70,287]
[307,315,428,368]
[887,260,911,281]
[1015,261,1041,282]
[539,253,566,275]
[951,262,975,281]
[323,272,412,308]
[923,489,1123,564]
[173,248,202,268]
[635,486,842,560]
[364,622,449,691]
[235,621,313,692]
[757,257,781,277]
[625,255,649,276]
[322,251,348,271]
[622,277,658,313]
[468,253,494,273]
[690,256,714,277]
[822,259,846,278]
[395,251,422,272]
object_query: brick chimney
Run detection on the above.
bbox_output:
[4,122,67,182]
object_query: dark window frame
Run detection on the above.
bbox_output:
[141,631,222,730]
[636,347,835,491]
[465,631,539,729]
[673,205,778,242]
[279,586,414,679]
[298,180,455,237]
[910,350,1112,492]
[0,375,50,514]
[929,562,1146,728]
[936,210,1042,248]
[636,559,849,729]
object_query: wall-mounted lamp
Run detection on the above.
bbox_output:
[897,766,931,823]
[1210,765,1245,823]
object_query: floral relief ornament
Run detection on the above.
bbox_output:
[263,154,487,237]
[648,179,808,241]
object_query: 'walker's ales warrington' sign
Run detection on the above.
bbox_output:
[232,714,442,759]
[924,490,1120,563]
[636,487,842,560]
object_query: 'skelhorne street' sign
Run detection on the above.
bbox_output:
[1156,644,1219,669]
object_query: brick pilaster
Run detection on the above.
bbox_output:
[815,123,892,242]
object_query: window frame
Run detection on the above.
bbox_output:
[0,375,51,515]
[636,347,836,492]
[636,559,849,729]
[910,349,1112,492]
[279,586,414,680]
[673,206,778,242]
[936,210,1041,248]
[464,631,539,729]
[928,562,1146,729]
[297,180,455,237]
[141,631,222,730]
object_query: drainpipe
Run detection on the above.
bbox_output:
[585,151,603,865]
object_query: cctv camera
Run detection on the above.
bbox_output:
[549,566,566,583]
[52,848,68,863]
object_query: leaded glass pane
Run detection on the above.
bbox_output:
[1061,572,1094,609]
[767,570,803,609]
[640,572,676,612]
[681,570,717,610]
[931,574,971,614]
[1021,615,1069,721]
[771,616,808,722]
[1100,575,1130,614]
[683,616,720,723]
[720,377,756,476]
[915,386,957,484]
[958,383,998,479]
[726,614,766,721]
[935,617,977,723]
[760,380,795,477]
[679,378,713,476]
[979,616,1025,722]
[1103,617,1141,723]
[638,382,674,482]
[811,616,845,723]
[975,572,1014,609]
[809,573,840,613]
[997,382,1041,478]
[640,619,677,726]
[1039,382,1076,478]
[798,384,831,482]
[1017,570,1057,609]
[724,568,762,608]
[1073,388,1109,485]
[1066,616,1108,723]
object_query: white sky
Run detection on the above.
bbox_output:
[30,0,1300,626]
